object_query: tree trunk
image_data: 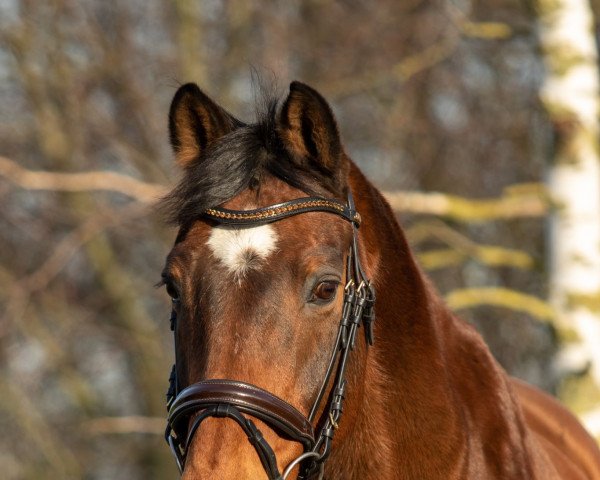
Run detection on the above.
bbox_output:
[538,0,600,436]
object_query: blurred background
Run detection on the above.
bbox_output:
[1,0,600,478]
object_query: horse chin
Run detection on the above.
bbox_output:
[181,417,303,480]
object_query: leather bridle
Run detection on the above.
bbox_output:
[164,193,375,479]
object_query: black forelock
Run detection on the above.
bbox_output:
[160,96,341,226]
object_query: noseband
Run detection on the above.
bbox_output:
[164,193,375,479]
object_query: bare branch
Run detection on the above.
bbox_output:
[325,37,458,99]
[384,185,549,220]
[407,219,534,270]
[85,416,165,435]
[22,203,150,293]
[324,7,512,100]
[0,377,82,477]
[445,287,557,323]
[417,247,533,271]
[447,2,513,40]
[0,156,550,220]
[0,203,150,345]
[0,156,166,202]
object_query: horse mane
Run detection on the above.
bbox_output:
[160,95,340,226]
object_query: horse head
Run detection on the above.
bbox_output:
[161,82,376,479]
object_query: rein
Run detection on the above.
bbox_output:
[164,193,375,479]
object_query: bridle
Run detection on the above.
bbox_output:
[164,193,375,479]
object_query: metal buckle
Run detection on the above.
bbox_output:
[282,451,321,480]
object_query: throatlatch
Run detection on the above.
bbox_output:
[164,193,375,480]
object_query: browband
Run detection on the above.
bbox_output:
[203,196,361,226]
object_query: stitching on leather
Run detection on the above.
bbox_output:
[203,197,360,225]
[184,380,309,422]
[171,396,314,438]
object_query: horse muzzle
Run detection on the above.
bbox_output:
[165,380,319,480]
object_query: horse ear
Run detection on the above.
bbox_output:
[279,81,347,190]
[169,83,241,168]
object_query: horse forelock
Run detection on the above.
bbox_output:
[159,96,344,228]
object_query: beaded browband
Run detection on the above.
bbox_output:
[203,196,361,226]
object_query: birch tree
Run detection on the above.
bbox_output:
[538,0,600,431]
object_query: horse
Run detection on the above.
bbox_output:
[159,81,600,479]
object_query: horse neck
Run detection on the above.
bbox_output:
[327,164,472,477]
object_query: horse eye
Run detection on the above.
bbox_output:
[311,281,339,303]
[165,282,180,302]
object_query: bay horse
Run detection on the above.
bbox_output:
[160,81,600,479]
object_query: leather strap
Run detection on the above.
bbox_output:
[203,196,361,227]
[183,404,283,480]
[168,380,315,448]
